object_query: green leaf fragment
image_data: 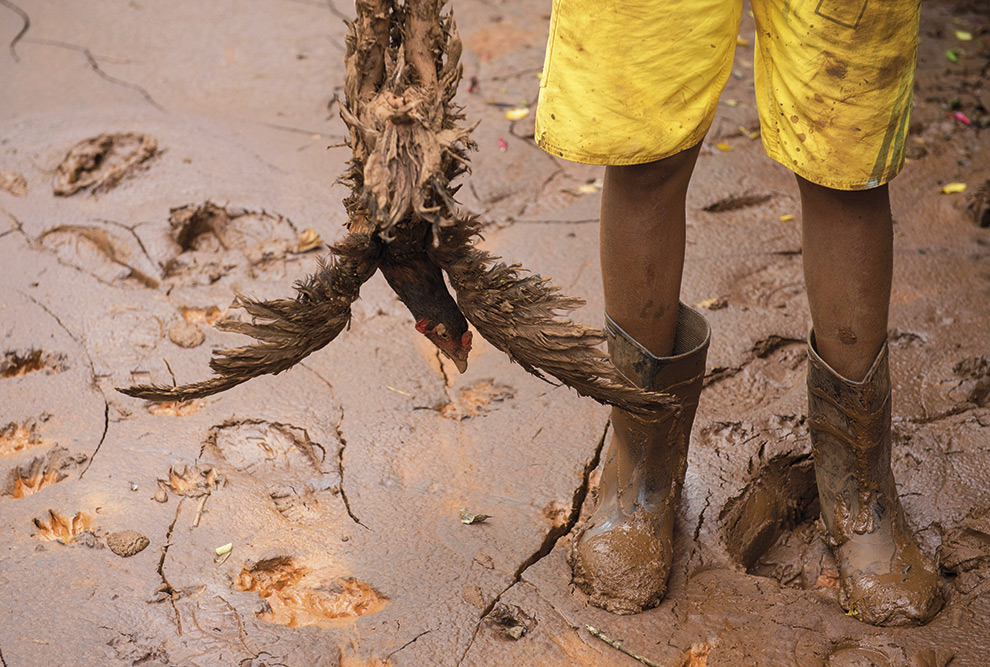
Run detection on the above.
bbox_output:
[215,542,232,555]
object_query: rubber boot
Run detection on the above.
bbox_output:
[570,303,710,614]
[808,334,943,626]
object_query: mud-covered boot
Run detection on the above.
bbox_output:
[808,334,943,626]
[570,304,710,614]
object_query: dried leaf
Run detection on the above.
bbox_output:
[566,178,603,196]
[459,508,491,524]
[298,227,323,252]
[738,125,761,140]
[504,107,530,121]
[942,182,967,194]
[696,297,728,311]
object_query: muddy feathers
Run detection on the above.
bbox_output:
[120,0,673,417]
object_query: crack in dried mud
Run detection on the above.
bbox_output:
[435,348,453,395]
[908,404,974,425]
[156,499,185,635]
[299,363,338,400]
[334,416,367,529]
[256,119,343,142]
[78,399,109,479]
[25,38,166,112]
[215,595,257,657]
[693,490,712,541]
[385,627,434,662]
[16,290,111,478]
[457,420,610,666]
[98,218,160,276]
[0,0,28,62]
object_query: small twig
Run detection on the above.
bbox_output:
[192,494,209,527]
[586,625,666,667]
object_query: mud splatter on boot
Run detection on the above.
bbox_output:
[808,335,943,626]
[570,304,709,613]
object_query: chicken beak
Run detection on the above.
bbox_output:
[452,356,468,374]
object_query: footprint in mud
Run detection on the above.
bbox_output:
[938,507,990,594]
[162,202,301,286]
[823,640,953,667]
[949,356,990,407]
[705,337,806,409]
[32,509,101,547]
[728,260,804,309]
[3,446,88,498]
[205,420,341,522]
[0,417,49,456]
[155,463,223,503]
[52,132,157,196]
[235,556,388,628]
[719,450,836,591]
[440,380,515,420]
[1,349,67,378]
[38,224,160,289]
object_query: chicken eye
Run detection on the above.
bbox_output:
[435,323,449,340]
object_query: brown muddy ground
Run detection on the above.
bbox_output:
[1,1,988,665]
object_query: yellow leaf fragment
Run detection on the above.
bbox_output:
[779,214,795,222]
[716,142,733,152]
[504,107,530,121]
[955,30,973,41]
[942,182,967,194]
[216,542,232,556]
[738,125,761,140]
[696,297,728,311]
[298,227,323,252]
[737,35,750,47]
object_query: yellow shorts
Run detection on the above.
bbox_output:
[535,0,921,190]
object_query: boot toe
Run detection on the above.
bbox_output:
[840,557,943,626]
[570,509,671,614]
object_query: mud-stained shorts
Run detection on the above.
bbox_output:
[535,0,921,190]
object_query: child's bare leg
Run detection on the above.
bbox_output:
[600,143,702,357]
[799,179,892,381]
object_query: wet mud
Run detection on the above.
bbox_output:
[1,0,988,665]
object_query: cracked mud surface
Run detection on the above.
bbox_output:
[1,0,988,665]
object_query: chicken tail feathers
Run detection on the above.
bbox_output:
[118,233,380,402]
[430,219,678,416]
